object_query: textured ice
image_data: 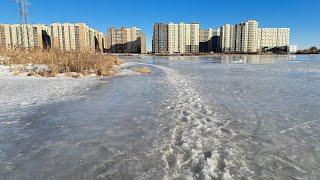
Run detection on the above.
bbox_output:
[0,55,320,179]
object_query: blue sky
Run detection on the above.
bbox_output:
[1,0,319,50]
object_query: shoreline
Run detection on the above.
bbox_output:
[118,53,319,58]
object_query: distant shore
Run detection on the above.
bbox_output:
[118,53,320,57]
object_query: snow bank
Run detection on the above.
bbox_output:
[0,65,12,76]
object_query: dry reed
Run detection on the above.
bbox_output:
[0,47,123,77]
[132,66,152,74]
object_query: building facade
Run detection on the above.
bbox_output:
[220,24,234,52]
[220,20,290,53]
[199,28,220,52]
[0,24,12,48]
[152,23,168,53]
[152,22,200,54]
[48,23,105,52]
[258,28,290,48]
[0,24,49,49]
[106,27,146,54]
[0,23,105,53]
[231,20,259,53]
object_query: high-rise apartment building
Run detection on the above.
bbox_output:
[246,20,259,53]
[276,28,290,47]
[258,28,290,48]
[220,24,234,52]
[220,20,290,53]
[168,23,179,53]
[106,27,146,54]
[152,23,168,53]
[0,23,105,53]
[49,23,105,52]
[231,20,259,53]
[152,22,200,54]
[199,28,220,52]
[190,23,200,53]
[0,24,49,49]
[0,24,12,48]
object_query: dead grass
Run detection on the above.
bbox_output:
[0,48,123,77]
[132,66,152,74]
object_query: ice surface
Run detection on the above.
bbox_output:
[0,55,320,179]
[0,76,101,118]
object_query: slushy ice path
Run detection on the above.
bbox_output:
[152,64,242,179]
[1,55,320,180]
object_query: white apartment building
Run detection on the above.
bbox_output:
[220,20,290,53]
[199,28,220,52]
[168,23,179,53]
[0,23,105,52]
[231,20,259,53]
[190,23,200,53]
[178,23,186,53]
[220,24,233,52]
[276,28,290,47]
[258,28,290,48]
[200,28,213,42]
[247,20,259,52]
[167,22,199,54]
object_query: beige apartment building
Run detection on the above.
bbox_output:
[199,28,220,52]
[220,24,234,52]
[0,24,49,49]
[190,23,200,53]
[168,23,179,53]
[106,27,146,54]
[161,22,199,54]
[220,20,290,53]
[49,23,105,52]
[258,28,290,48]
[0,23,105,53]
[152,22,200,54]
[231,20,259,53]
[0,24,11,48]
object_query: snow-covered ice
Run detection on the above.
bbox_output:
[0,62,137,116]
[0,75,101,118]
[0,55,320,180]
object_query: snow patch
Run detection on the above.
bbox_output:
[0,65,12,76]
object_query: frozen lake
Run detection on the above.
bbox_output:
[1,55,320,179]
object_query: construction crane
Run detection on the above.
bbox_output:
[11,0,31,48]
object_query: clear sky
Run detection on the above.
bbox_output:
[1,0,319,50]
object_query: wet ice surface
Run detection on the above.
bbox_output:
[1,55,320,179]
